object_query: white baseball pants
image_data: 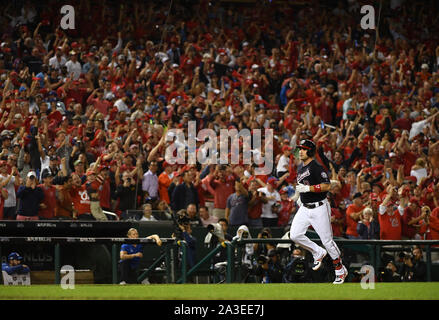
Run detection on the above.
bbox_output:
[289,199,341,261]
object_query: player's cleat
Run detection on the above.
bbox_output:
[312,250,327,271]
[333,266,348,284]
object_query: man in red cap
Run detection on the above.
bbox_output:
[276,145,292,178]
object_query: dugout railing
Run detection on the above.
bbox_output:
[1,237,439,284]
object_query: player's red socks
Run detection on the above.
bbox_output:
[333,258,343,270]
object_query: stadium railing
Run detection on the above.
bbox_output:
[2,237,439,284]
[222,239,439,283]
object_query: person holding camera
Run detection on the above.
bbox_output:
[254,249,284,284]
[394,246,426,282]
[16,171,44,221]
[380,260,401,282]
[418,206,439,240]
[233,225,254,280]
[283,247,311,283]
[173,211,197,270]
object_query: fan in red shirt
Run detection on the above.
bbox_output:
[70,173,92,220]
[418,206,439,243]
[37,170,57,219]
[345,193,365,239]
[401,197,423,239]
[277,188,294,227]
[378,187,404,240]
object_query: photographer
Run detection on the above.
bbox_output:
[254,249,284,283]
[204,222,228,281]
[380,260,401,282]
[418,206,439,244]
[399,247,427,282]
[254,227,276,257]
[173,209,197,270]
[283,247,311,283]
[233,225,254,282]
[399,253,417,282]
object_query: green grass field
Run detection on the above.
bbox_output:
[1,283,439,300]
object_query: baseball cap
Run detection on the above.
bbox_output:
[353,192,362,199]
[8,252,19,261]
[282,145,292,153]
[27,171,37,179]
[86,170,96,176]
[41,169,52,179]
[267,177,278,187]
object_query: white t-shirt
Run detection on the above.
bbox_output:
[257,187,281,219]
[276,155,290,174]
[40,156,50,179]
[49,55,67,71]
[140,216,157,221]
[0,174,16,207]
[65,60,82,80]
[410,168,428,185]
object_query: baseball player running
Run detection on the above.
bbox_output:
[289,139,348,284]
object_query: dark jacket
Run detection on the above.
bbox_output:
[16,186,44,217]
[357,220,380,239]
[171,183,199,212]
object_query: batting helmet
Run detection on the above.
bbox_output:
[297,139,316,157]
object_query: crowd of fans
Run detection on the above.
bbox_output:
[0,0,439,245]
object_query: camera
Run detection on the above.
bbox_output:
[261,231,269,238]
[257,255,269,265]
[283,255,310,283]
[171,210,190,240]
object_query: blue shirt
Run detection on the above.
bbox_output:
[119,244,143,269]
[2,263,30,275]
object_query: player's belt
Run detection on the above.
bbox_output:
[303,201,324,209]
